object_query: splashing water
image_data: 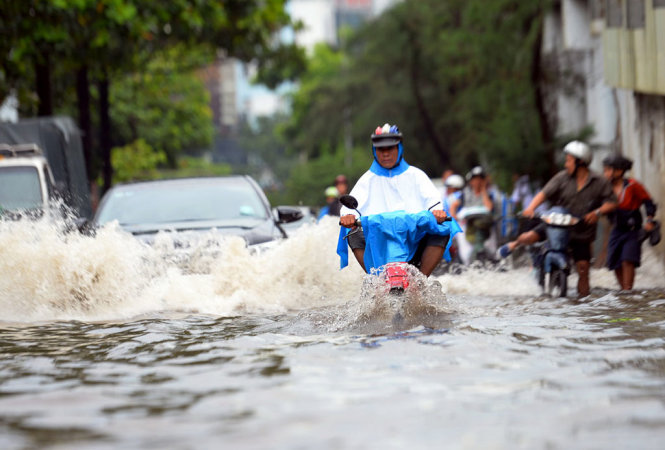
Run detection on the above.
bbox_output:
[1,213,664,324]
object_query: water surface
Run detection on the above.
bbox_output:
[1,217,664,449]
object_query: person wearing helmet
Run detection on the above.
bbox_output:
[318,186,341,220]
[602,154,659,290]
[339,123,451,276]
[450,166,495,219]
[448,166,496,263]
[443,174,465,214]
[439,169,454,205]
[497,140,616,298]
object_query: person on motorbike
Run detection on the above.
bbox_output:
[318,186,341,220]
[496,141,617,297]
[339,123,449,276]
[602,154,659,290]
[449,166,495,263]
[443,174,465,214]
[439,169,455,207]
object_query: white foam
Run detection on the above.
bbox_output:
[1,214,664,323]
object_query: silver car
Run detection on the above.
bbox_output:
[93,176,301,268]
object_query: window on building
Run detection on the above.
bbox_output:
[605,0,623,27]
[626,0,645,29]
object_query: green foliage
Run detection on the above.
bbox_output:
[285,0,552,190]
[0,0,304,181]
[156,156,232,179]
[109,46,215,168]
[285,43,348,160]
[269,146,372,207]
[111,139,166,183]
[236,114,293,185]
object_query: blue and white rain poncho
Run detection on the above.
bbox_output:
[337,129,462,271]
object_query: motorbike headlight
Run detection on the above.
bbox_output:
[542,213,577,226]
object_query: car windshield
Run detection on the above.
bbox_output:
[0,166,43,212]
[95,179,269,226]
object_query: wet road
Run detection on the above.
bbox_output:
[1,218,664,449]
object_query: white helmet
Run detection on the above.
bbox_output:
[563,140,592,165]
[444,174,465,189]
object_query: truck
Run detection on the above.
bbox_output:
[0,116,92,220]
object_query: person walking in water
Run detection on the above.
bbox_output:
[497,141,616,298]
[602,154,659,291]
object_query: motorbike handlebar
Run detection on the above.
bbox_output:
[339,216,451,227]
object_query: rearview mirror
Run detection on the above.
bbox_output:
[339,195,358,210]
[275,206,303,224]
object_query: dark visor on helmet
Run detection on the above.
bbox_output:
[372,136,401,148]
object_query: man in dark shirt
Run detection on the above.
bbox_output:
[497,141,616,297]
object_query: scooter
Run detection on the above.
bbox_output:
[338,195,459,294]
[457,205,495,264]
[528,206,579,298]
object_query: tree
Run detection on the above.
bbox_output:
[285,0,553,189]
[1,0,305,191]
[110,46,215,168]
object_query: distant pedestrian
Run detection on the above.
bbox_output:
[602,154,659,290]
[318,186,341,220]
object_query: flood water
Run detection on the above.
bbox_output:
[1,217,664,449]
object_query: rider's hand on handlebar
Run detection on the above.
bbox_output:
[583,210,600,225]
[521,207,535,219]
[340,214,358,229]
[431,209,448,224]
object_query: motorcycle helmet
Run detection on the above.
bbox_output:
[602,154,633,172]
[324,186,339,198]
[371,123,402,148]
[563,140,592,165]
[465,166,486,182]
[445,174,465,189]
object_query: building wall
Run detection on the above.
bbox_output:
[615,91,665,229]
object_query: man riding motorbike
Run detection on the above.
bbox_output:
[497,141,617,298]
[339,123,449,276]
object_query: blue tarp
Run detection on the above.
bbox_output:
[337,210,462,271]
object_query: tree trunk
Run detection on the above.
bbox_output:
[405,24,450,169]
[98,74,113,193]
[76,66,94,180]
[35,55,53,116]
[531,13,556,177]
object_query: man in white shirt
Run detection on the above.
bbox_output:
[339,123,448,275]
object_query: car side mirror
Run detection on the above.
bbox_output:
[275,206,303,224]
